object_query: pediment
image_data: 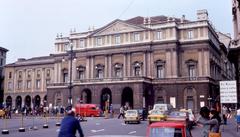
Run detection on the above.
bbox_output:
[92,20,146,36]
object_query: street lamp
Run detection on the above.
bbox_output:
[67,41,75,107]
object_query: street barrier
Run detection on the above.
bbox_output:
[43,114,49,128]
[1,116,9,134]
[18,114,25,132]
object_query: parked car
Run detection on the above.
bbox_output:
[124,109,141,124]
[75,104,101,117]
[148,109,167,124]
[146,121,187,137]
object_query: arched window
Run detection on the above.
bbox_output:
[133,61,142,76]
[114,63,123,78]
[95,64,104,78]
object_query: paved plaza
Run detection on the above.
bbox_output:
[0,116,240,137]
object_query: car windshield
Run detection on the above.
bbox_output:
[150,127,182,137]
[151,110,164,115]
[154,105,166,111]
[126,110,137,114]
[170,112,186,117]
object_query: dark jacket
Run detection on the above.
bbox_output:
[58,115,84,137]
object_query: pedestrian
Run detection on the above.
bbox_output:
[222,105,228,125]
[58,106,84,137]
[118,106,125,119]
[197,106,218,137]
[209,108,221,133]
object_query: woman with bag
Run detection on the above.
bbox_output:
[197,106,219,137]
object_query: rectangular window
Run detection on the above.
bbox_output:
[8,82,12,90]
[17,81,22,89]
[36,80,41,89]
[46,79,50,85]
[134,33,140,42]
[63,73,68,83]
[188,30,193,39]
[8,72,12,79]
[0,58,3,66]
[156,31,162,40]
[18,71,22,79]
[97,69,103,78]
[46,69,50,77]
[96,37,102,46]
[27,70,31,78]
[115,35,120,44]
[134,67,141,76]
[37,70,41,78]
[115,68,122,78]
[189,65,196,80]
[157,65,164,78]
[27,80,31,89]
[79,71,84,79]
[80,40,85,48]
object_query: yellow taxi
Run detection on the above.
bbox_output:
[148,109,167,124]
[0,109,5,117]
[124,110,141,124]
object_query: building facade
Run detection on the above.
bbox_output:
[4,10,235,112]
[0,47,8,106]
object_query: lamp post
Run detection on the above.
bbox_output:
[68,42,74,107]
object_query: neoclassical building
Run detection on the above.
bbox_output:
[4,10,235,112]
[229,0,240,103]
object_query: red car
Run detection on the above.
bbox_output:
[146,121,187,137]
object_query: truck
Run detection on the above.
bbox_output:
[75,104,101,117]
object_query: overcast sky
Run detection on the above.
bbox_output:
[0,0,232,64]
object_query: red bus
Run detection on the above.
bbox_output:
[75,104,101,117]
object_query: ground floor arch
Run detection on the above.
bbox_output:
[121,87,133,109]
[25,95,31,108]
[34,95,41,108]
[100,88,112,111]
[6,96,12,108]
[81,89,92,103]
[16,96,22,109]
[183,87,197,111]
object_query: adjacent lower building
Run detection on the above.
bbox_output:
[229,0,240,104]
[4,10,235,112]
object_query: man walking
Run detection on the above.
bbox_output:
[58,106,84,137]
[118,106,125,119]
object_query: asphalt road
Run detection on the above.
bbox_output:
[0,116,240,137]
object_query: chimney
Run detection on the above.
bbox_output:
[197,9,208,21]
[181,15,185,23]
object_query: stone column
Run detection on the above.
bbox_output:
[166,49,172,78]
[13,72,17,92]
[108,55,112,78]
[147,51,151,77]
[54,63,58,83]
[41,68,45,92]
[32,69,35,92]
[22,69,26,92]
[123,53,127,77]
[91,56,95,78]
[86,57,90,79]
[143,52,147,77]
[127,53,131,76]
[72,59,77,80]
[198,49,203,76]
[203,50,210,76]
[58,63,62,82]
[105,56,108,78]
[172,49,178,78]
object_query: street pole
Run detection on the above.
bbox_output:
[69,42,73,107]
